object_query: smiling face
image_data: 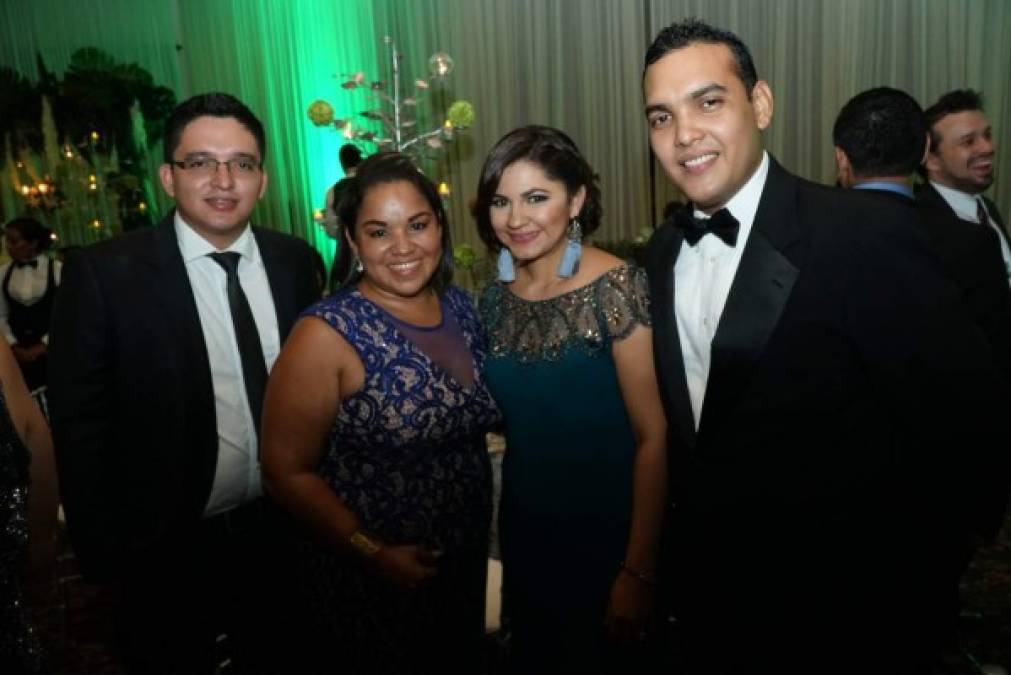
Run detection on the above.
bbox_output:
[159,115,268,249]
[644,42,772,214]
[489,159,585,266]
[348,180,443,302]
[925,109,995,194]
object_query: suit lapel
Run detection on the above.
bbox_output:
[647,220,697,451]
[144,215,214,385]
[142,213,218,514]
[699,159,801,435]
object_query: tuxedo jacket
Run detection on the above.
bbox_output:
[48,214,320,581]
[644,159,1008,658]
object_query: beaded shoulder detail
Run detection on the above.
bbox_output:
[479,265,650,363]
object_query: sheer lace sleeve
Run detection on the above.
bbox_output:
[596,265,651,342]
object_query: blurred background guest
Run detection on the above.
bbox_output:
[0,339,58,673]
[262,152,500,674]
[474,126,667,673]
[0,217,60,406]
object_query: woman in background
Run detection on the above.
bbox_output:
[262,152,499,674]
[475,126,667,673]
[0,337,58,673]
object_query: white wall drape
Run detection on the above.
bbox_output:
[2,0,1008,251]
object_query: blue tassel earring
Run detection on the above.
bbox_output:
[497,247,516,282]
[556,218,582,279]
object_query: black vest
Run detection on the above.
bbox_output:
[3,257,57,346]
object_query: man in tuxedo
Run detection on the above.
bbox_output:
[642,19,1009,672]
[48,93,320,673]
[920,89,1009,286]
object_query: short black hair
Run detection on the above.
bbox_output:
[333,152,453,292]
[163,93,266,163]
[339,144,363,172]
[924,89,985,151]
[473,125,603,253]
[644,18,758,97]
[833,87,926,178]
[4,216,53,252]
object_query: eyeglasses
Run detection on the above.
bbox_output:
[170,155,262,177]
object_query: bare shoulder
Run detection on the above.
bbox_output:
[577,246,627,279]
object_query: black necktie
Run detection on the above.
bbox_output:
[677,207,740,247]
[977,199,990,226]
[15,259,38,269]
[208,252,268,439]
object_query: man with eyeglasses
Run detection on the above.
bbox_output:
[48,92,320,673]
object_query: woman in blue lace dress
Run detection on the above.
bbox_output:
[0,339,57,673]
[262,153,499,674]
[474,126,668,673]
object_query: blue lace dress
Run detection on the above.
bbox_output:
[480,266,651,674]
[0,386,45,673]
[297,285,500,674]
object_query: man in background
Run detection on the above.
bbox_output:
[920,89,1009,286]
[322,142,363,238]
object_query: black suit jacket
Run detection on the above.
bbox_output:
[645,159,1008,665]
[916,181,1008,241]
[48,214,320,581]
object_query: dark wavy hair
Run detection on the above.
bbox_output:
[163,93,266,163]
[473,125,603,252]
[4,216,54,253]
[332,152,453,292]
[833,87,926,178]
[644,18,759,98]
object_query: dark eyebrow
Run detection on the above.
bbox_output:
[689,83,728,100]
[644,103,670,118]
[644,83,728,118]
[184,151,259,161]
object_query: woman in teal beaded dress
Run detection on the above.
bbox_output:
[474,126,668,673]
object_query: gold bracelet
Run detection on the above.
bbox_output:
[619,561,657,586]
[349,531,381,556]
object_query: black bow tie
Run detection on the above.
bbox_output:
[677,207,740,247]
[14,259,38,269]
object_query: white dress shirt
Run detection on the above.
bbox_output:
[674,151,770,429]
[175,215,281,516]
[0,255,62,344]
[931,181,1011,285]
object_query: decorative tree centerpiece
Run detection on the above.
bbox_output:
[308,37,474,179]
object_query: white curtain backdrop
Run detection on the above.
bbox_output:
[2,0,1008,248]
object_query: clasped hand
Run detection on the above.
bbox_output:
[371,544,441,590]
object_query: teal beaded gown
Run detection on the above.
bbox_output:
[480,265,651,674]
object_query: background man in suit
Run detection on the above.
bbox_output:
[834,87,1011,667]
[920,89,1009,286]
[834,88,1011,383]
[642,19,1009,673]
[48,93,320,673]
[832,86,926,199]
